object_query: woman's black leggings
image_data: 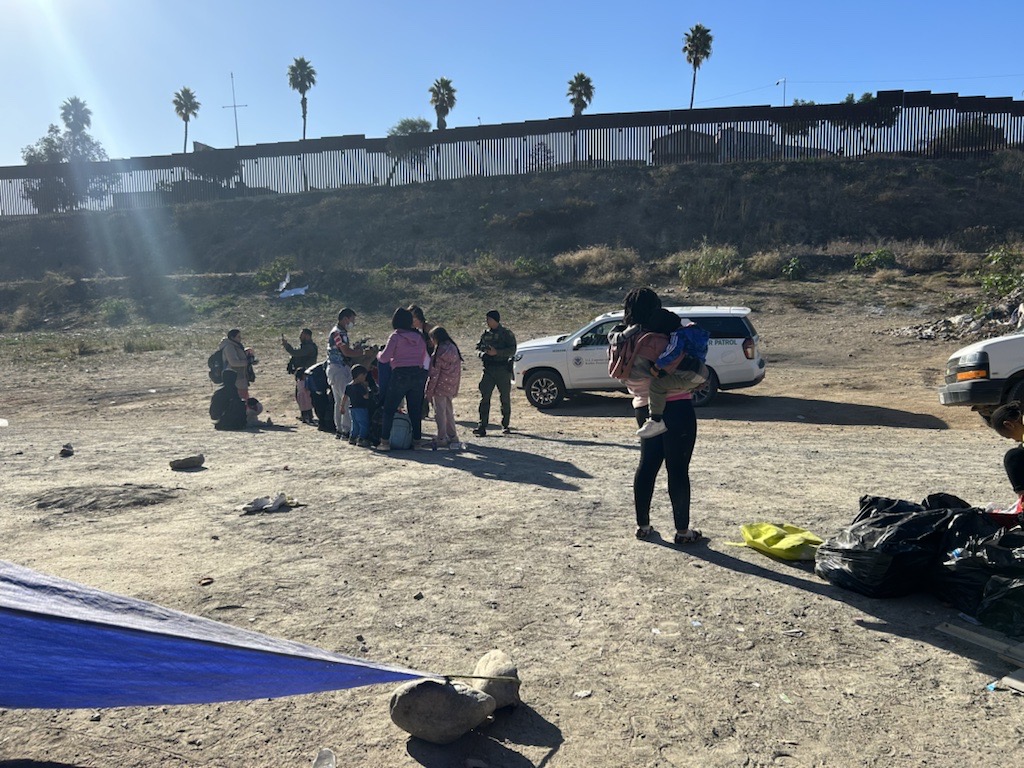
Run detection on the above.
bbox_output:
[634,398,697,531]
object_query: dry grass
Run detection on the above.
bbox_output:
[552,245,646,287]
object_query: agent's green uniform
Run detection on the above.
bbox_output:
[477,324,517,431]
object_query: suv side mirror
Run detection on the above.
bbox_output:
[572,337,584,350]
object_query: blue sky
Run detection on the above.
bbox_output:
[5,0,1024,167]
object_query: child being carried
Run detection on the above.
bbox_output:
[636,308,710,438]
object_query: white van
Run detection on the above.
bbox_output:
[513,306,765,408]
[938,331,1024,416]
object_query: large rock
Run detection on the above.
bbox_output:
[389,679,496,744]
[470,649,522,709]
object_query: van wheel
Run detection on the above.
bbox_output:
[691,369,719,408]
[524,370,565,409]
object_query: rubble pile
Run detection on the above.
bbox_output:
[889,290,1024,342]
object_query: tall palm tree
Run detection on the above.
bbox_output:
[60,96,92,136]
[428,77,457,130]
[566,73,595,117]
[59,96,92,161]
[172,87,201,154]
[683,24,713,109]
[287,57,318,140]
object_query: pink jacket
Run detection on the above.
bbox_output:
[377,329,427,369]
[624,331,691,408]
[425,341,461,399]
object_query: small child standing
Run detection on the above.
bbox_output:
[425,326,463,449]
[342,365,372,447]
[295,369,315,424]
[636,308,710,439]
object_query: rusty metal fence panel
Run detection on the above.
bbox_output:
[2,90,1023,216]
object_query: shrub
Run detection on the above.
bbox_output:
[7,305,43,332]
[254,256,295,291]
[853,248,897,272]
[123,335,168,353]
[553,245,641,287]
[431,267,473,290]
[675,241,743,288]
[747,250,791,278]
[512,256,550,278]
[978,247,1024,297]
[781,257,807,280]
[100,299,131,326]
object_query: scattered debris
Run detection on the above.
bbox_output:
[59,443,74,457]
[889,291,1024,342]
[573,690,592,699]
[0,418,8,427]
[198,577,214,587]
[240,494,303,515]
[311,748,336,768]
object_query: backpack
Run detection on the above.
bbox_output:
[389,411,413,450]
[607,325,644,381]
[208,350,224,384]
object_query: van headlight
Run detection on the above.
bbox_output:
[948,351,990,382]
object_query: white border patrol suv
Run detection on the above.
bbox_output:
[514,306,766,409]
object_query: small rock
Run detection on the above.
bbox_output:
[413,591,424,600]
[390,679,496,744]
[573,690,592,699]
[169,454,205,470]
[470,649,521,709]
[311,748,336,768]
[59,443,74,457]
[89,712,101,722]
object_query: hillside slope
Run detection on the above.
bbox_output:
[1,153,1023,280]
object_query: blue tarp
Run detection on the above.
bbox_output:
[0,560,433,709]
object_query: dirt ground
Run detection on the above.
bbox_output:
[1,274,1022,768]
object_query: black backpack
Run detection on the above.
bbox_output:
[208,350,224,384]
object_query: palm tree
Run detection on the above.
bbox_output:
[683,24,713,109]
[172,87,201,154]
[428,77,457,130]
[287,57,318,140]
[59,97,92,160]
[566,73,595,117]
[60,96,92,135]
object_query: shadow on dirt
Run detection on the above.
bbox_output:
[526,391,949,429]
[705,393,949,429]
[649,537,1010,677]
[406,703,563,767]
[384,442,592,491]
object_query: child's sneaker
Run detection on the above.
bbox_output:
[636,419,668,439]
[356,438,370,448]
[348,435,357,445]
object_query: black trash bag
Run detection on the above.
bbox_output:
[815,495,959,598]
[928,509,1003,612]
[977,576,1024,637]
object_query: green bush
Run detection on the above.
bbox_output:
[977,247,1024,297]
[254,256,295,291]
[100,299,131,326]
[781,257,807,280]
[853,248,897,272]
[676,241,743,288]
[431,267,473,290]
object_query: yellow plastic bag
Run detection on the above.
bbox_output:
[730,523,823,561]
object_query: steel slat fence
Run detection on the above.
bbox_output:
[1,89,1022,216]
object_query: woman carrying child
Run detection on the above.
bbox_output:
[614,287,702,545]
[425,326,463,449]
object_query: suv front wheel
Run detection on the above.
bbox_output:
[524,370,565,409]
[691,368,719,408]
